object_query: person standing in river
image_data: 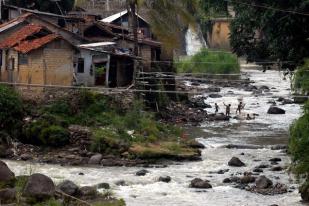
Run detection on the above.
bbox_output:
[223,103,231,116]
[236,102,245,114]
[215,103,219,114]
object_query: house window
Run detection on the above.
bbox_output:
[19,54,28,65]
[77,58,84,73]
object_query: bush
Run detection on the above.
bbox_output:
[22,121,69,147]
[289,101,309,175]
[176,49,240,74]
[293,59,309,94]
[0,85,23,134]
[39,125,69,147]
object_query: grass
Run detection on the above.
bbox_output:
[176,49,240,74]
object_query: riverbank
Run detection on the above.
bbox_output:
[0,86,204,167]
[1,68,305,206]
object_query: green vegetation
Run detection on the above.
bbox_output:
[230,0,309,69]
[7,89,198,159]
[176,49,240,74]
[289,101,309,198]
[293,59,309,94]
[0,85,23,135]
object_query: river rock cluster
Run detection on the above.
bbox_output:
[0,160,117,205]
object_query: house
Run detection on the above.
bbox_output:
[207,18,232,50]
[2,4,85,35]
[82,21,161,71]
[77,42,138,87]
[100,10,152,38]
[0,20,139,88]
[0,24,76,86]
[0,12,85,45]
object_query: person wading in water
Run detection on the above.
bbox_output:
[236,102,245,114]
[223,103,231,117]
[215,103,219,114]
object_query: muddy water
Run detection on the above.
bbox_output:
[4,67,306,206]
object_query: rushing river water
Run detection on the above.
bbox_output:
[3,67,306,206]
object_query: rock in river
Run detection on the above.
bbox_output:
[267,107,286,114]
[158,176,171,183]
[56,180,79,196]
[255,176,273,189]
[88,154,103,165]
[228,157,245,167]
[190,178,212,189]
[23,173,55,200]
[208,94,223,98]
[136,169,149,176]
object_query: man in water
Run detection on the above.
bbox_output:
[223,103,231,116]
[215,103,219,113]
[236,102,245,114]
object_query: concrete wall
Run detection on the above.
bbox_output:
[207,19,231,50]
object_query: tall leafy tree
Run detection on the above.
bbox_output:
[127,0,198,55]
[230,0,309,69]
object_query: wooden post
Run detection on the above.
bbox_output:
[105,54,110,87]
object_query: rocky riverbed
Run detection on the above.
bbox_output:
[1,67,307,206]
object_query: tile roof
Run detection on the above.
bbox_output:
[14,34,60,54]
[0,24,44,49]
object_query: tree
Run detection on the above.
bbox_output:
[7,0,75,14]
[230,0,309,70]
[118,0,199,55]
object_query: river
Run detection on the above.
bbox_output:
[3,66,306,206]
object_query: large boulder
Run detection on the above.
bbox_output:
[255,176,273,189]
[0,160,15,188]
[23,173,55,200]
[0,188,16,204]
[88,154,103,165]
[190,178,212,189]
[228,157,245,167]
[240,175,256,184]
[56,180,79,196]
[267,107,286,114]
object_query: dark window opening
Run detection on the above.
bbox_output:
[77,58,84,73]
[19,54,28,65]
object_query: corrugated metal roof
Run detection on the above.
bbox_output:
[14,34,60,53]
[100,10,149,24]
[0,24,45,49]
[79,42,116,48]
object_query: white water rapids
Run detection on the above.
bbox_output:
[3,67,306,206]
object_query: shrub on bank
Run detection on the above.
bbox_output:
[293,59,309,94]
[289,101,309,200]
[176,49,240,74]
[0,85,23,135]
[22,120,69,147]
